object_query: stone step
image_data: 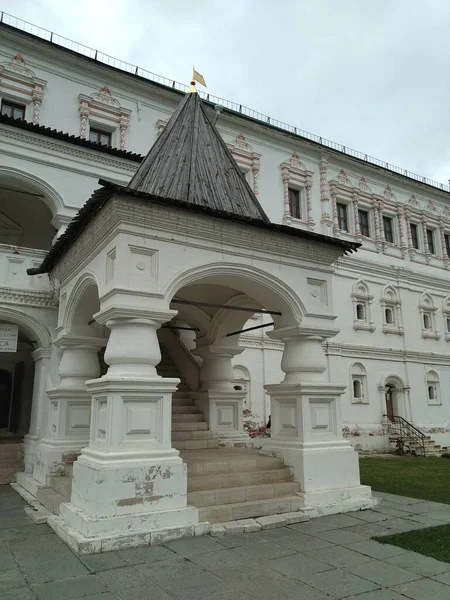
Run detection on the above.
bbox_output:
[198,495,304,524]
[172,430,215,441]
[182,452,283,477]
[172,421,208,431]
[36,487,68,515]
[172,397,195,407]
[172,405,201,414]
[64,463,74,479]
[172,414,204,422]
[188,481,299,508]
[173,439,220,451]
[188,468,292,492]
[49,475,72,499]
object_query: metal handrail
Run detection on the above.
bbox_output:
[1,10,450,194]
[383,414,426,456]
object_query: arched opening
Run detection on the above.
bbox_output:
[356,303,365,321]
[423,313,431,330]
[383,376,406,421]
[385,307,394,325]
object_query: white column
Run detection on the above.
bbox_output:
[263,326,374,515]
[22,346,52,475]
[191,344,247,444]
[55,306,198,553]
[32,336,105,485]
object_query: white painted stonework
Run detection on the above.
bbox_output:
[0,18,448,551]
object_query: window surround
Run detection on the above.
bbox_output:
[419,292,439,340]
[443,296,450,342]
[380,285,403,335]
[352,279,375,332]
[281,152,314,230]
[0,52,46,125]
[426,370,440,405]
[350,362,368,404]
[382,214,395,244]
[336,201,350,232]
[426,228,436,255]
[357,207,372,239]
[78,86,131,150]
[227,133,261,196]
[1,99,26,120]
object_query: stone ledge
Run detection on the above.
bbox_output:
[210,510,311,535]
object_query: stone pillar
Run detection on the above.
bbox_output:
[191,344,247,444]
[22,346,52,475]
[263,326,374,515]
[33,336,105,485]
[55,307,198,553]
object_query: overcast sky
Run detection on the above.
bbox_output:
[3,0,450,185]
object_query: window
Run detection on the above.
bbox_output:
[337,203,349,232]
[419,292,439,340]
[356,303,366,320]
[446,317,450,333]
[385,307,394,325]
[410,223,419,250]
[351,363,368,403]
[426,229,436,254]
[358,209,370,237]
[423,313,431,330]
[426,370,440,405]
[445,234,450,257]
[1,100,25,120]
[383,216,394,243]
[89,128,112,147]
[288,188,301,219]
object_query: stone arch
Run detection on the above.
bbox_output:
[420,291,434,309]
[173,304,211,338]
[381,284,398,301]
[208,294,266,348]
[63,272,103,336]
[164,262,304,332]
[0,306,51,348]
[381,374,405,389]
[353,278,370,296]
[0,166,65,216]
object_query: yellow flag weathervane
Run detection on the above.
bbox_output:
[188,67,207,93]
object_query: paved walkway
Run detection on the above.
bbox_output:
[1,486,450,599]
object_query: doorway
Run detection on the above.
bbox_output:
[385,385,395,422]
[0,369,12,429]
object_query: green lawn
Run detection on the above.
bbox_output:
[360,456,450,563]
[359,456,450,504]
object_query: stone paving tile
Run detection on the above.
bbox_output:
[297,568,379,598]
[289,513,363,533]
[433,570,450,585]
[349,510,390,523]
[264,552,334,579]
[150,570,239,600]
[372,506,412,518]
[342,523,392,539]
[9,534,89,584]
[251,526,299,543]
[191,547,253,570]
[345,559,422,586]
[0,524,53,542]
[0,567,27,590]
[164,534,223,557]
[305,545,373,568]
[312,528,366,545]
[345,591,408,600]
[0,541,17,571]
[0,496,27,512]
[380,518,429,534]
[386,550,450,577]
[215,533,256,548]
[31,574,108,600]
[372,493,423,505]
[391,578,450,599]
[1,586,37,600]
[245,579,333,600]
[270,532,335,552]
[212,560,289,587]
[79,595,118,600]
[204,593,256,600]
[116,583,174,600]
[117,545,175,565]
[0,508,33,530]
[404,513,450,526]
[345,540,408,560]
[232,538,297,561]
[81,552,127,573]
[424,510,450,523]
[402,501,450,514]
[97,566,149,592]
[135,556,206,583]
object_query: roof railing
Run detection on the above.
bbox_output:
[1,11,449,194]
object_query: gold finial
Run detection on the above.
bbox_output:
[188,67,207,94]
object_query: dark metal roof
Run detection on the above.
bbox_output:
[127,91,270,222]
[0,114,143,162]
[28,180,359,276]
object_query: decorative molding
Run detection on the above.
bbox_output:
[325,340,450,364]
[78,86,132,149]
[281,152,315,230]
[227,133,261,195]
[0,285,56,308]
[0,53,47,125]
[156,119,167,137]
[380,284,404,336]
[351,279,375,332]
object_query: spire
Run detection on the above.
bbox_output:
[127,91,269,223]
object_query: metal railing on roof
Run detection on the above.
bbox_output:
[2,10,449,194]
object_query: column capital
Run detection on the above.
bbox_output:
[94,306,176,327]
[192,344,244,359]
[53,334,106,350]
[32,345,52,362]
[268,324,339,342]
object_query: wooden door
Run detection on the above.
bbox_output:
[385,387,394,421]
[9,362,24,433]
[0,369,12,429]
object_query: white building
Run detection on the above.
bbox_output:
[0,14,448,551]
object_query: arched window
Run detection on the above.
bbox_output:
[356,303,365,320]
[352,280,374,331]
[420,292,439,340]
[423,313,431,330]
[381,285,403,334]
[426,370,440,405]
[351,363,368,404]
[385,307,394,325]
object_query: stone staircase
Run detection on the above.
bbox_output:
[389,435,449,456]
[36,344,302,524]
[0,438,24,484]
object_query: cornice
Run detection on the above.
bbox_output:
[325,340,450,364]
[0,285,56,308]
[239,335,284,350]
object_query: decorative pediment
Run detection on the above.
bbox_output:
[0,212,22,246]
[443,205,450,219]
[156,119,168,137]
[426,200,439,215]
[226,133,261,194]
[407,193,420,208]
[337,169,352,186]
[2,52,35,77]
[90,86,121,108]
[358,176,372,192]
[383,185,397,202]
